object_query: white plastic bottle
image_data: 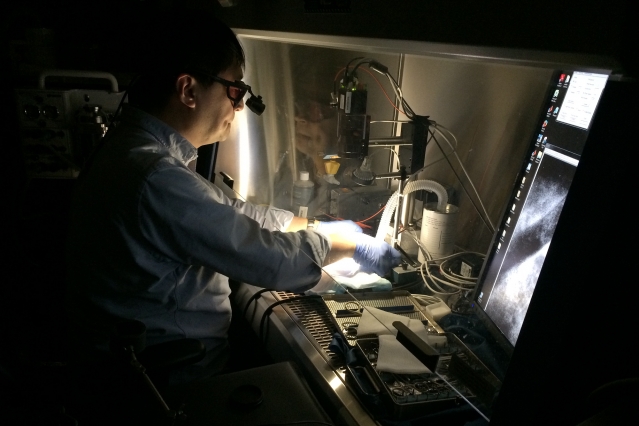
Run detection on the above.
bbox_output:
[292,171,315,217]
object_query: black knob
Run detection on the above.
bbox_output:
[42,105,59,119]
[24,104,40,119]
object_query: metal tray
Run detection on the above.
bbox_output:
[321,291,500,420]
[321,290,442,347]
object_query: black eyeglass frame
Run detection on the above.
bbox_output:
[202,73,265,115]
[208,75,250,108]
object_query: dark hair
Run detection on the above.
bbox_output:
[127,10,245,112]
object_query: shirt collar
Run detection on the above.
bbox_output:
[121,105,199,165]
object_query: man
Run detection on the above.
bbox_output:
[65,13,400,383]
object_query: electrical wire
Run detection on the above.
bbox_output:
[242,288,272,319]
[349,58,375,79]
[319,201,388,229]
[384,72,416,118]
[426,127,495,234]
[367,146,401,171]
[105,73,139,131]
[391,278,424,291]
[374,63,495,235]
[315,213,372,229]
[432,123,495,233]
[335,66,406,115]
[403,228,482,295]
[412,294,444,306]
[217,56,501,342]
[322,60,492,307]
[259,295,321,342]
[353,204,387,226]
[77,76,137,177]
[215,172,400,338]
[342,57,365,81]
[376,79,494,234]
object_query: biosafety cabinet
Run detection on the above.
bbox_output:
[219,28,638,425]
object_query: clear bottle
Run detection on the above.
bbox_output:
[292,171,315,217]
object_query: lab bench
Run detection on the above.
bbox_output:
[230,282,483,426]
[232,282,379,426]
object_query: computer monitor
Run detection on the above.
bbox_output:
[472,70,609,348]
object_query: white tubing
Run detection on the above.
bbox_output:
[375,180,448,240]
[402,180,448,212]
[375,191,399,239]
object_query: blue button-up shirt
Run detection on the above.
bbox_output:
[66,105,329,363]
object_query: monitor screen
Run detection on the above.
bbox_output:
[473,70,609,347]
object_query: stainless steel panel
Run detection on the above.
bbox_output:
[400,55,553,252]
[235,283,380,426]
[218,30,615,421]
[217,30,570,255]
[217,37,401,211]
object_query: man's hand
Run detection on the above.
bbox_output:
[351,234,402,276]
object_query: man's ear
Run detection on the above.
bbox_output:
[176,74,197,108]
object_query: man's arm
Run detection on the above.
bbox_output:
[284,217,356,266]
[284,216,310,232]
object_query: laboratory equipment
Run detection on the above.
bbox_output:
[213,27,628,425]
[15,70,126,178]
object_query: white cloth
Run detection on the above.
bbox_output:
[376,335,432,374]
[355,306,446,373]
[307,258,392,295]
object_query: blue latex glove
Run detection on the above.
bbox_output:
[315,220,362,235]
[352,234,402,277]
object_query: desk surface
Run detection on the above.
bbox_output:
[233,283,380,426]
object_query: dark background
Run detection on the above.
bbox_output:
[0,1,636,425]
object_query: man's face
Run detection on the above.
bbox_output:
[294,100,337,158]
[194,63,245,145]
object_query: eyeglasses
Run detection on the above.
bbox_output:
[209,75,249,108]
[205,73,265,115]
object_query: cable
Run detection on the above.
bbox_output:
[412,294,444,306]
[342,57,365,81]
[207,182,400,338]
[259,295,321,342]
[425,127,495,234]
[242,288,272,319]
[335,66,406,115]
[366,146,401,172]
[392,278,424,291]
[337,55,494,239]
[350,62,494,234]
[376,64,495,233]
[403,228,480,296]
[77,75,137,177]
[349,58,374,79]
[355,204,387,226]
[432,124,495,233]
[107,74,138,130]
[384,72,416,118]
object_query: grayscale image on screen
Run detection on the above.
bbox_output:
[484,154,577,345]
